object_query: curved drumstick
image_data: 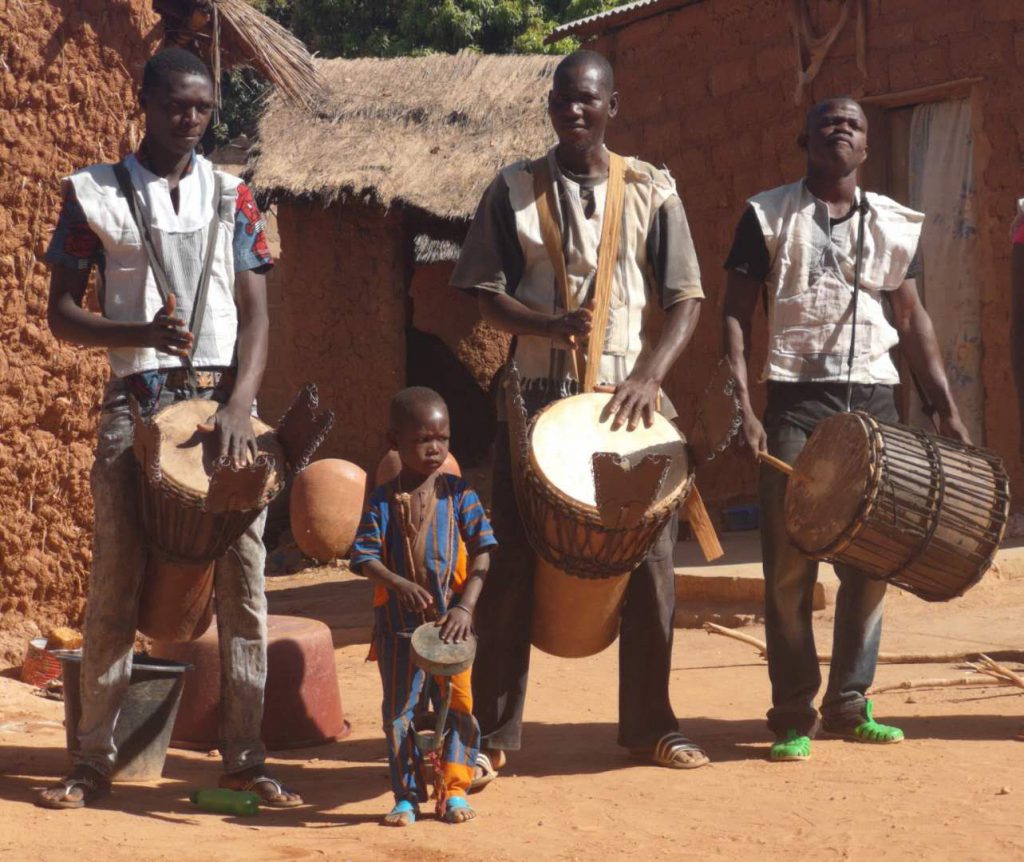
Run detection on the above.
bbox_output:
[756,451,794,475]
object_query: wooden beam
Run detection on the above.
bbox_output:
[860,77,984,109]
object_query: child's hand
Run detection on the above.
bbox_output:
[437,605,474,644]
[392,579,434,613]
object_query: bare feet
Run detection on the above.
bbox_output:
[444,796,476,823]
[383,800,417,826]
[470,748,506,792]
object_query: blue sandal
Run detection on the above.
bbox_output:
[383,799,417,827]
[444,795,476,824]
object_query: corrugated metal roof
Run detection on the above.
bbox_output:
[546,0,703,44]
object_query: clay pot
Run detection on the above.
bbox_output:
[290,459,367,561]
[374,450,461,487]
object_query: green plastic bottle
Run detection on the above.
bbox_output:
[189,788,260,816]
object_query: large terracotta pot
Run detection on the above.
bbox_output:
[290,459,367,561]
[374,450,461,487]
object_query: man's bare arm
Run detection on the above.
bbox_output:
[722,269,767,453]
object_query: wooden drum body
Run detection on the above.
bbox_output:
[784,412,1010,602]
[132,385,334,641]
[506,367,692,657]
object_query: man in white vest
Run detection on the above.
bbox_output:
[722,97,969,762]
[38,48,301,809]
[451,51,707,783]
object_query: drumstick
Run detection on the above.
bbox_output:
[756,451,794,475]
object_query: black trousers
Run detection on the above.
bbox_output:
[471,425,680,751]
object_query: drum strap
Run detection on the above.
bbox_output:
[843,193,871,412]
[113,161,223,394]
[532,152,627,392]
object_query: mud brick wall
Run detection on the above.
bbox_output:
[0,0,158,661]
[591,0,1024,503]
[273,198,410,475]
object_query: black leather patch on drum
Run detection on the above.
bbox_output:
[592,452,670,530]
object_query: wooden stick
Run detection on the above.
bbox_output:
[703,623,1024,665]
[871,677,1014,695]
[967,655,1024,691]
[682,485,724,562]
[756,451,793,475]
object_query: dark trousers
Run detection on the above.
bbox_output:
[471,426,680,751]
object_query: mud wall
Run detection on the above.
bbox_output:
[273,198,410,475]
[0,0,158,660]
[593,0,1024,503]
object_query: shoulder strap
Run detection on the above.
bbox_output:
[584,152,626,393]
[532,157,582,382]
[187,171,223,359]
[112,160,176,307]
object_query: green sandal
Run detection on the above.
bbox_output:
[770,730,811,762]
[825,700,904,744]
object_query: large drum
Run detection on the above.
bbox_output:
[507,368,692,657]
[132,385,334,641]
[784,412,1010,602]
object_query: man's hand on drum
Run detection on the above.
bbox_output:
[545,306,592,350]
[938,412,971,446]
[197,404,258,468]
[436,605,474,644]
[599,376,660,431]
[393,579,435,614]
[144,294,193,357]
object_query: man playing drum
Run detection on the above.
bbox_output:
[451,50,707,780]
[722,97,970,762]
[38,48,301,808]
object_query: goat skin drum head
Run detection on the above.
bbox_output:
[375,450,460,487]
[529,393,689,508]
[290,459,367,561]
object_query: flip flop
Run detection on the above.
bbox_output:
[36,768,111,810]
[469,752,499,793]
[383,799,418,827]
[220,773,304,808]
[632,732,710,769]
[444,795,476,824]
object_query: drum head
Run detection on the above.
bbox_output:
[529,393,689,508]
[784,412,873,554]
[153,399,285,498]
[410,622,476,676]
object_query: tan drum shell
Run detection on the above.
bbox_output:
[784,412,1010,602]
[531,558,631,658]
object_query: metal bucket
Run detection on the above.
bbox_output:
[58,652,189,780]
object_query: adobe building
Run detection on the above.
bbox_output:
[550,0,1024,503]
[251,53,565,480]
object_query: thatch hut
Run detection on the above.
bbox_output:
[251,52,561,479]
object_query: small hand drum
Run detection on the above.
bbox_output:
[410,622,476,677]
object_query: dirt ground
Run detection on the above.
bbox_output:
[2,568,1023,862]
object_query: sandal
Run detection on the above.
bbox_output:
[823,700,904,744]
[633,732,710,769]
[36,766,111,810]
[770,730,811,762]
[469,752,499,794]
[383,799,418,827]
[444,795,476,824]
[219,770,303,808]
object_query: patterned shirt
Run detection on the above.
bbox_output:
[46,152,272,275]
[352,475,497,636]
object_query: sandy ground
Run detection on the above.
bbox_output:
[2,567,1024,862]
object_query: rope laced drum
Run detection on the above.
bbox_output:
[132,384,334,641]
[506,365,693,657]
[784,411,1010,602]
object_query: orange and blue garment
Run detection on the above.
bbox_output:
[351,474,497,804]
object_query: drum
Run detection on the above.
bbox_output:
[784,412,1010,602]
[411,622,476,677]
[132,385,335,641]
[506,367,693,657]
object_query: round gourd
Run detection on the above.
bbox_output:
[290,459,367,561]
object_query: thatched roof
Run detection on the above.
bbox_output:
[251,52,562,221]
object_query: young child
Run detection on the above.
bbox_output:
[351,387,497,826]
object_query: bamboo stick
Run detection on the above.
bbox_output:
[756,451,793,475]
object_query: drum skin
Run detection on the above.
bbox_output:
[531,558,630,658]
[784,412,1010,602]
[290,459,367,561]
[375,451,460,488]
[410,622,476,676]
[152,615,350,750]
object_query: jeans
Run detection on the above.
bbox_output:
[74,378,268,777]
[471,427,680,751]
[759,422,887,737]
